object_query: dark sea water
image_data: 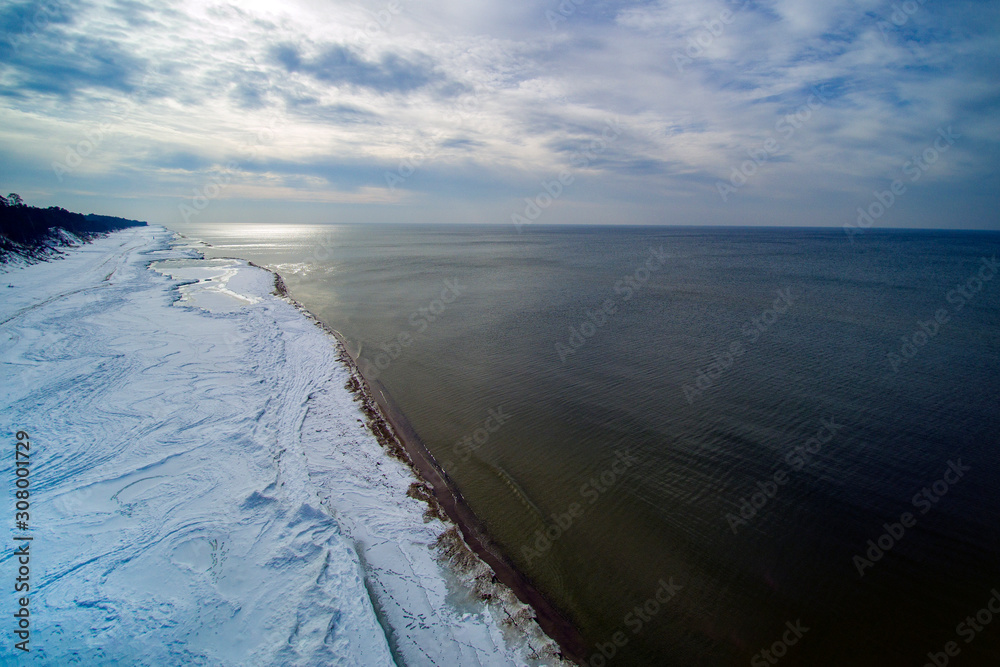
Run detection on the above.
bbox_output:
[170,223,1000,666]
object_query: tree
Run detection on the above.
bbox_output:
[7,193,24,207]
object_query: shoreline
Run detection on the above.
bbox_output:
[268,269,589,665]
[237,258,588,663]
[340,345,588,664]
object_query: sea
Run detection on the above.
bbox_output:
[168,223,1000,666]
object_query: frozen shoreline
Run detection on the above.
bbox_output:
[0,226,567,665]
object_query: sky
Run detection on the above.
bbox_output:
[0,0,998,229]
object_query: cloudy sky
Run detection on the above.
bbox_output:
[1,0,997,228]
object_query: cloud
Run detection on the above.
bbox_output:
[270,42,449,95]
[0,0,76,43]
[440,137,485,150]
[1,24,148,99]
[0,0,996,228]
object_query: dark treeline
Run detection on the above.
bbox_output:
[0,193,147,263]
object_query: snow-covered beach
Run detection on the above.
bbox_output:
[1,226,566,665]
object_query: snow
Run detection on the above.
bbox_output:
[0,227,566,666]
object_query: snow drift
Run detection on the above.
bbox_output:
[0,226,566,665]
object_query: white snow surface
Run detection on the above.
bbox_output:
[0,227,561,666]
